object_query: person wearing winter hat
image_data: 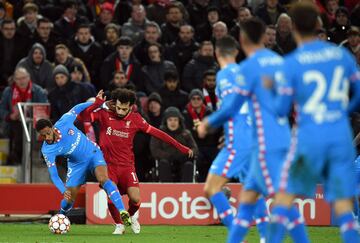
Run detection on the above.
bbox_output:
[147,92,163,128]
[150,106,198,182]
[48,64,93,122]
[183,88,221,182]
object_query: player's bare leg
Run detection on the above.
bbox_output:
[127,187,141,234]
[204,174,229,198]
[94,165,131,226]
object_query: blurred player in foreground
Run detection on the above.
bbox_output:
[36,94,132,226]
[78,88,193,234]
[267,2,360,242]
[197,35,269,241]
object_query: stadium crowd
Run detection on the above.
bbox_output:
[0,0,359,182]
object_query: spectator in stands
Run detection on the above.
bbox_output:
[229,7,252,40]
[48,64,93,122]
[133,21,162,66]
[255,0,286,25]
[16,43,54,91]
[54,0,89,41]
[101,23,120,59]
[122,4,149,44]
[324,0,339,25]
[167,24,199,77]
[187,0,209,30]
[68,24,103,88]
[201,69,217,112]
[276,13,297,54]
[161,3,184,45]
[147,92,163,128]
[146,0,170,26]
[195,6,220,42]
[159,69,188,111]
[340,26,360,56]
[212,21,228,44]
[16,2,39,41]
[150,106,198,182]
[142,42,177,94]
[329,7,351,44]
[54,43,89,81]
[0,67,47,165]
[0,19,29,91]
[33,18,59,63]
[100,36,143,91]
[182,41,218,92]
[264,25,283,55]
[106,71,135,96]
[182,89,220,182]
[69,62,96,95]
[221,0,248,30]
[91,2,114,42]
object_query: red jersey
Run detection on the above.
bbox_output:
[91,108,149,168]
[78,99,191,169]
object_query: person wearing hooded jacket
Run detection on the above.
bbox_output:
[150,106,198,182]
[16,42,54,91]
[48,64,93,122]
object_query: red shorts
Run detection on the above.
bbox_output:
[107,164,139,195]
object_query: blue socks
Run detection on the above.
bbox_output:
[354,197,360,223]
[337,212,360,243]
[227,203,256,243]
[287,206,309,243]
[210,191,234,230]
[210,191,233,230]
[59,199,73,215]
[103,179,125,211]
[254,197,269,239]
[267,205,290,242]
[267,206,309,243]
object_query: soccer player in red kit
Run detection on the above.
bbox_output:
[79,88,194,234]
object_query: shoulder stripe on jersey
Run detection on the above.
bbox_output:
[221,87,249,97]
[277,87,294,95]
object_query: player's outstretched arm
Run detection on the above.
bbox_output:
[77,90,106,122]
[47,164,66,194]
[147,125,191,155]
[207,92,247,128]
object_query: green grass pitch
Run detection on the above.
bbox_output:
[0,224,341,242]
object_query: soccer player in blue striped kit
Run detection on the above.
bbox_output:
[197,35,269,242]
[210,18,309,243]
[36,92,132,226]
[267,2,360,243]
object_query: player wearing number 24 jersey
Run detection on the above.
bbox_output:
[267,3,360,242]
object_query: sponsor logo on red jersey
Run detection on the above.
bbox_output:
[105,126,129,138]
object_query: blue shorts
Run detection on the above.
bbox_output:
[209,147,251,181]
[244,149,287,196]
[282,137,357,202]
[66,149,107,188]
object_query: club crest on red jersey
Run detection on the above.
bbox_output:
[126,120,131,128]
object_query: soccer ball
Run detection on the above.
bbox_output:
[48,214,71,234]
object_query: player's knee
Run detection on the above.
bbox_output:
[130,195,141,204]
[203,182,220,198]
[334,199,354,216]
